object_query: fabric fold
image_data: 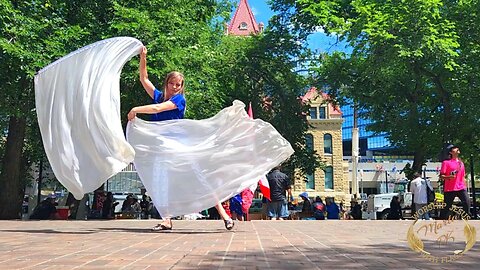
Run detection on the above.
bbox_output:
[35,37,143,199]
[127,100,294,218]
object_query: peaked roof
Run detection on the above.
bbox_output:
[227,0,260,36]
[301,87,342,117]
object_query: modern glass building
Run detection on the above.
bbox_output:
[341,104,393,158]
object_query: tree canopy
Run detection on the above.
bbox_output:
[272,0,480,172]
[0,0,319,218]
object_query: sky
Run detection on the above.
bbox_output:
[244,0,349,53]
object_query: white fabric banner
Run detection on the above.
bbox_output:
[126,100,294,218]
[35,37,295,217]
[35,37,143,199]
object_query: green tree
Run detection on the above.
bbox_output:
[213,30,324,177]
[0,0,233,219]
[109,0,234,121]
[0,0,88,219]
[272,0,479,172]
[112,0,323,176]
[448,0,480,159]
[0,0,323,219]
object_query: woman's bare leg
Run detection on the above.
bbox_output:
[215,203,231,220]
[215,202,234,230]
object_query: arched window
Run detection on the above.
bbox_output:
[305,134,315,189]
[305,134,313,150]
[306,172,315,189]
[239,22,248,30]
[325,166,333,189]
[324,134,332,154]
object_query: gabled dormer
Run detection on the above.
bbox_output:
[226,0,263,36]
[301,87,342,120]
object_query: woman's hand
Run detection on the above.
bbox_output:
[128,108,137,121]
[140,46,147,58]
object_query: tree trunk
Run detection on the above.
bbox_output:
[412,149,426,175]
[0,116,27,219]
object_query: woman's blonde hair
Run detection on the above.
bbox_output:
[163,71,185,95]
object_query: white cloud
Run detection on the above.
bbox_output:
[313,26,325,33]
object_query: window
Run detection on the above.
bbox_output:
[324,134,332,154]
[304,134,315,189]
[239,22,248,30]
[342,127,352,140]
[319,106,326,119]
[325,166,333,189]
[306,173,315,189]
[309,107,317,119]
[305,134,313,149]
[367,135,390,149]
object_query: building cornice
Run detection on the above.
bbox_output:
[308,119,343,127]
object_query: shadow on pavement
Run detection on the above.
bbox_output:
[186,243,479,270]
[98,227,231,234]
[0,229,98,235]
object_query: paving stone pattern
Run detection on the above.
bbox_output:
[0,220,478,269]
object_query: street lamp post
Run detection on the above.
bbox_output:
[470,155,477,219]
[360,169,364,197]
[351,104,359,198]
[385,171,388,193]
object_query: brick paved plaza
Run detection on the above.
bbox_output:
[0,220,478,269]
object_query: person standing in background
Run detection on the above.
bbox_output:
[266,166,292,220]
[439,145,470,219]
[410,172,432,220]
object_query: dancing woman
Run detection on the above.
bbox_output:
[127,46,234,230]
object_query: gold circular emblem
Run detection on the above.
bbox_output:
[407,203,476,263]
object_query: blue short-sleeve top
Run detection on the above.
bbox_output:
[151,88,186,121]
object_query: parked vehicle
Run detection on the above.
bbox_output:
[366,179,412,219]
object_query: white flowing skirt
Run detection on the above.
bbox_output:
[127,100,294,218]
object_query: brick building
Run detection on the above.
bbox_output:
[300,87,350,203]
[227,2,350,203]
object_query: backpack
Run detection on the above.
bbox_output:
[314,202,325,212]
